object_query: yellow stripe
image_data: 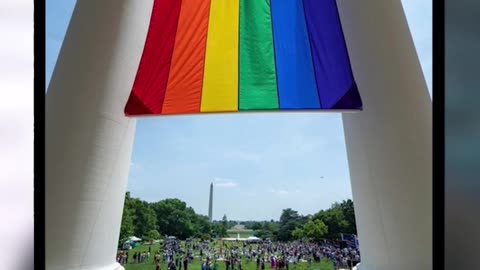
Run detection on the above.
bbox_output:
[200,0,239,112]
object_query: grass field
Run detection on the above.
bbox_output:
[121,242,334,270]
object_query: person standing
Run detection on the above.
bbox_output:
[184,256,189,270]
[226,257,230,270]
[156,261,161,270]
[347,256,353,270]
[123,252,128,265]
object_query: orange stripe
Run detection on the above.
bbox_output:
[162,0,211,114]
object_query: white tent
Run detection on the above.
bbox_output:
[129,236,142,242]
[221,238,240,241]
[247,236,260,240]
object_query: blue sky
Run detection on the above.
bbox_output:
[46,0,431,221]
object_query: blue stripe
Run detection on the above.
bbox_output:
[303,0,361,109]
[271,0,320,109]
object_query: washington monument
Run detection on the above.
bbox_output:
[208,182,213,222]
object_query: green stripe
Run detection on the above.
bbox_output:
[239,0,279,110]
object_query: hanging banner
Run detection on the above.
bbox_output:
[124,0,362,116]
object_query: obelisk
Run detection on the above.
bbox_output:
[208,182,213,222]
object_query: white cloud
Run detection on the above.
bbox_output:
[214,177,238,188]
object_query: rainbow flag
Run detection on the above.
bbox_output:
[124,0,362,116]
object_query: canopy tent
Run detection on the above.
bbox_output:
[129,236,142,242]
[221,238,242,241]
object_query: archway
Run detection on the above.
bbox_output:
[46,1,431,270]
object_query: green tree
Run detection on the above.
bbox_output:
[212,223,228,237]
[222,214,228,227]
[256,221,280,241]
[227,220,237,229]
[291,227,305,240]
[151,198,196,239]
[313,205,349,239]
[251,222,262,231]
[119,192,135,245]
[339,199,357,234]
[145,229,161,241]
[255,229,272,240]
[303,219,328,242]
[133,201,157,238]
[192,214,212,237]
[278,208,304,241]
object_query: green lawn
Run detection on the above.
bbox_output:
[121,243,334,270]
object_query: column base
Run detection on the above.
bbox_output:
[50,263,124,270]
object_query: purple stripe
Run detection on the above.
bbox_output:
[303,0,362,109]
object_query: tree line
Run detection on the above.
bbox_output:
[119,192,357,245]
[119,192,229,246]
[243,199,357,242]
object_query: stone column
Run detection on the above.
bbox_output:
[46,1,153,269]
[338,1,432,270]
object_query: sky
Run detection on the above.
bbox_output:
[45,0,432,221]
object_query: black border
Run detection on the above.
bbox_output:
[432,0,445,269]
[34,0,46,269]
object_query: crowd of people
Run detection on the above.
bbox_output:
[117,238,361,270]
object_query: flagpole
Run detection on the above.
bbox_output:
[45,1,154,269]
[338,1,432,270]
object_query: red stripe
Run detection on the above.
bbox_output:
[124,0,183,115]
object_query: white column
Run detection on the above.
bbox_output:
[46,1,153,269]
[337,1,432,270]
